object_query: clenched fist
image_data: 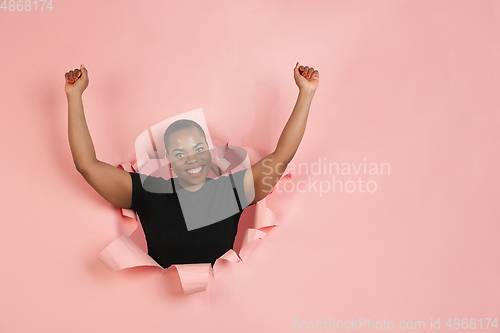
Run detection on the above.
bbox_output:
[294,62,319,93]
[65,64,89,95]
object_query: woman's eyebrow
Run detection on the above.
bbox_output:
[173,142,204,153]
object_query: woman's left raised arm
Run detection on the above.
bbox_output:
[243,62,320,205]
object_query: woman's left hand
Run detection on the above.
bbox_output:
[294,62,319,93]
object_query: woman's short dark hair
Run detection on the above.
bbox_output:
[164,119,207,155]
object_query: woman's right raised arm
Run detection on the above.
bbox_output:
[66,65,133,210]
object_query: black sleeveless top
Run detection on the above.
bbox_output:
[128,169,251,269]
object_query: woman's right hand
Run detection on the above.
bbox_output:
[65,64,89,95]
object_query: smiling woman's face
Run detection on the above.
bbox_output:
[166,127,212,191]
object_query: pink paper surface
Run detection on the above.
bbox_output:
[1,0,499,332]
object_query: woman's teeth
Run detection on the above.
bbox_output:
[187,166,202,174]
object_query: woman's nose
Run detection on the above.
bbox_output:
[186,153,198,163]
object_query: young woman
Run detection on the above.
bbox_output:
[66,62,319,268]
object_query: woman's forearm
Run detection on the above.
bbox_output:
[67,92,98,172]
[274,88,315,164]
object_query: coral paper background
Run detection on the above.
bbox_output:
[0,0,499,332]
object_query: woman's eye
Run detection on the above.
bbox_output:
[196,147,204,153]
[175,153,184,158]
